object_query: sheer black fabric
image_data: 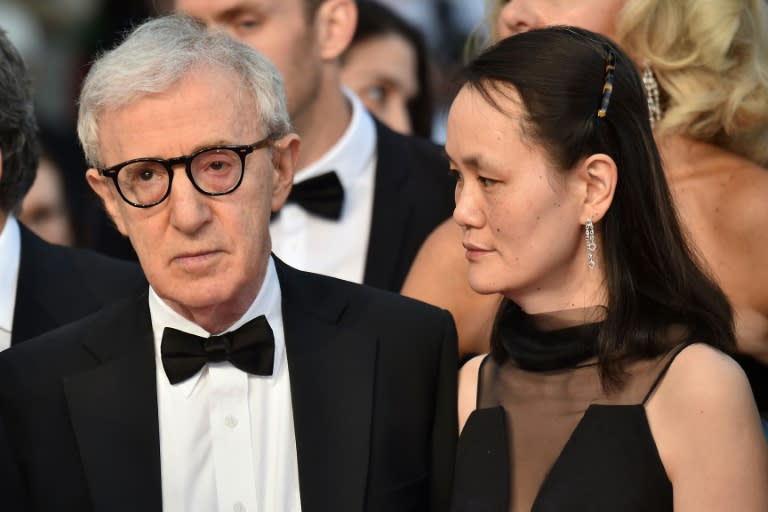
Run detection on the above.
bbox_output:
[451,305,687,512]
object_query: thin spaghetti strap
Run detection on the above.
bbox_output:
[642,344,690,405]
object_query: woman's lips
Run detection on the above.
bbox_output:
[463,242,492,261]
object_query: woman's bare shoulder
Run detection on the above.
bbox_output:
[647,343,768,510]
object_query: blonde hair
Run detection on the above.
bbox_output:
[618,0,768,166]
[475,0,768,166]
[464,0,499,62]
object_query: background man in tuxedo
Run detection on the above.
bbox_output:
[174,0,455,292]
[0,29,145,349]
[0,16,457,511]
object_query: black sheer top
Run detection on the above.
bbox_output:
[451,303,689,511]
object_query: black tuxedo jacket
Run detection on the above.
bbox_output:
[11,224,147,344]
[88,121,455,293]
[362,121,454,291]
[0,259,457,512]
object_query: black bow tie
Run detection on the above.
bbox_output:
[161,316,275,385]
[284,171,345,220]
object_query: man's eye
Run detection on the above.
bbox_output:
[207,160,232,172]
[138,169,160,181]
[234,15,261,31]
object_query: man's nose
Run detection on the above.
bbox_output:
[168,168,213,233]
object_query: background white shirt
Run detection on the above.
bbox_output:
[151,257,301,512]
[0,216,21,350]
[270,90,376,283]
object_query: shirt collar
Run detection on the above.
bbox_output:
[294,87,377,193]
[150,256,284,396]
[0,216,21,336]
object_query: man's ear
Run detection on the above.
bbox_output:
[270,133,300,211]
[85,168,129,236]
[577,153,617,224]
[313,0,357,61]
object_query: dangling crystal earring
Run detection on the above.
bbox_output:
[641,63,662,129]
[585,218,597,270]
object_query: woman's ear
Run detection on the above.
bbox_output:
[578,153,617,224]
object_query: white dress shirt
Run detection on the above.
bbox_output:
[270,89,377,283]
[152,257,301,512]
[0,216,21,350]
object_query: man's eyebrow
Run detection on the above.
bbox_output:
[188,140,236,153]
[128,140,237,161]
[216,4,263,22]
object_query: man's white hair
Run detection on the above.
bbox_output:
[77,14,291,168]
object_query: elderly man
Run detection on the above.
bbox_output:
[0,15,456,512]
[173,0,455,292]
[0,28,145,348]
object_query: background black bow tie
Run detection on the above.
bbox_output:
[161,316,275,385]
[282,171,345,220]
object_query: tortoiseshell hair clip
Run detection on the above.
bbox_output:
[597,50,616,118]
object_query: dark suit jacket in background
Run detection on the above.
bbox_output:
[11,225,147,344]
[88,121,455,293]
[0,258,458,512]
[363,121,454,291]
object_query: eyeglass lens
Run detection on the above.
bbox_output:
[116,148,243,206]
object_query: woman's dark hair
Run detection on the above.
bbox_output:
[346,1,434,138]
[467,26,736,387]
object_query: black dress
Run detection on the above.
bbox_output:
[451,303,688,512]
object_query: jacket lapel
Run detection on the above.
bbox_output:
[63,296,162,511]
[276,258,377,512]
[363,121,414,290]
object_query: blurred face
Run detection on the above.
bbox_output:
[447,85,586,310]
[496,0,627,41]
[18,158,74,246]
[175,0,321,124]
[87,69,296,332]
[341,33,418,135]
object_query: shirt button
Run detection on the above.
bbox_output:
[233,502,246,512]
[224,415,238,429]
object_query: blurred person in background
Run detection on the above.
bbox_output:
[0,28,145,348]
[340,1,434,139]
[18,153,75,246]
[175,0,455,292]
[403,0,768,417]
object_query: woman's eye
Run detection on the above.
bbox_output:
[478,176,497,187]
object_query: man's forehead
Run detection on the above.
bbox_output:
[95,76,261,163]
[176,0,309,19]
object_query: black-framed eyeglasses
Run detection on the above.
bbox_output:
[98,135,276,208]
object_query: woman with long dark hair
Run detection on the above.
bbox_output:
[447,26,767,511]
